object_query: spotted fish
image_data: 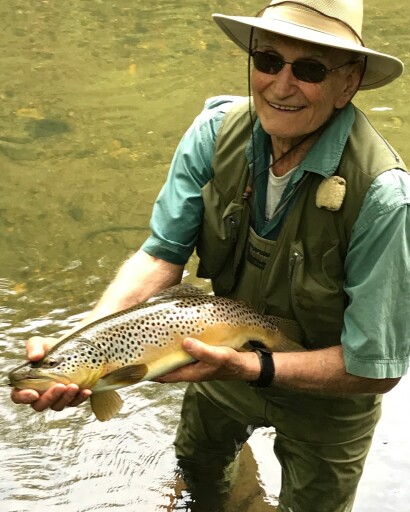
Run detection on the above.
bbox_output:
[9,284,303,421]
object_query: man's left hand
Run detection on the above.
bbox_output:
[155,338,260,383]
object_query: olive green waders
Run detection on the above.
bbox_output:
[175,381,381,512]
[175,230,382,512]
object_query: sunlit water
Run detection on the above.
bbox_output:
[1,1,409,511]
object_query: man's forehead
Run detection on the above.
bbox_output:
[253,29,328,57]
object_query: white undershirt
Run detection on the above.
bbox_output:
[265,163,298,222]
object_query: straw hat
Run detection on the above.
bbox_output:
[213,0,404,89]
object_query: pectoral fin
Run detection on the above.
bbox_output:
[90,390,123,422]
[102,364,148,387]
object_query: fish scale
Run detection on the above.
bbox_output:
[9,284,304,421]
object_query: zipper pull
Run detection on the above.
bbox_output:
[288,250,301,279]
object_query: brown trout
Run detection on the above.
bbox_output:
[9,284,303,421]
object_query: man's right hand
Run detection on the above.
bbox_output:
[10,336,92,412]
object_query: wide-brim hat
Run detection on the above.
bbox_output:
[213,0,404,90]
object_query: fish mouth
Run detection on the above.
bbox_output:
[9,372,72,390]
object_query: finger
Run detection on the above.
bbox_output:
[26,336,57,361]
[182,337,229,364]
[182,337,209,356]
[155,362,199,383]
[49,384,92,411]
[51,386,92,410]
[67,389,92,408]
[10,388,40,404]
[29,384,70,412]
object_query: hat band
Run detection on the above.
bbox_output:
[262,4,363,46]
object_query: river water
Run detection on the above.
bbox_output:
[1,1,409,511]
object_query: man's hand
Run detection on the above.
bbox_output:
[10,336,91,412]
[155,338,261,383]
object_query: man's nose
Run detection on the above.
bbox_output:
[271,62,298,93]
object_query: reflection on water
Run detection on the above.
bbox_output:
[0,380,184,511]
[1,0,410,511]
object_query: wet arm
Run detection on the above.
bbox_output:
[79,249,184,325]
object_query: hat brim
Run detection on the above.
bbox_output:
[213,14,404,90]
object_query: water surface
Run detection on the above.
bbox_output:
[1,1,409,510]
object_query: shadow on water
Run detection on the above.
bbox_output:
[1,0,410,511]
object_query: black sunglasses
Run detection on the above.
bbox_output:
[251,51,357,83]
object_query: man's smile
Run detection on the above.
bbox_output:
[267,101,304,112]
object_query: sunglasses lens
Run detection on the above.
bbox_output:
[251,52,328,83]
[292,61,327,83]
[252,52,284,75]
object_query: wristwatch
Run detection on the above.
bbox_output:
[247,349,275,387]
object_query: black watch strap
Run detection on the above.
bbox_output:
[247,349,275,388]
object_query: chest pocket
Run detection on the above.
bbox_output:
[289,238,346,348]
[196,181,250,295]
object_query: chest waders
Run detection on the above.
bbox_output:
[174,100,407,512]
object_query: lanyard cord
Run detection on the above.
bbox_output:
[246,28,336,205]
[244,22,365,226]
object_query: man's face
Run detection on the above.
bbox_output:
[251,31,361,148]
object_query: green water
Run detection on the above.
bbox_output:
[1,1,409,510]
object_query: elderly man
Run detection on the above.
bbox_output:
[12,1,410,511]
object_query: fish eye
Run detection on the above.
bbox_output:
[43,357,63,368]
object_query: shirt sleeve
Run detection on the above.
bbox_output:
[141,96,243,265]
[342,168,410,378]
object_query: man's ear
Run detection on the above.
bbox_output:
[335,61,365,109]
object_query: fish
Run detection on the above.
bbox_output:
[8,284,304,422]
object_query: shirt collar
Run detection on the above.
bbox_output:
[246,102,356,180]
[246,102,356,236]
[299,102,356,178]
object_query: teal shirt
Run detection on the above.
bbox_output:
[142,96,410,379]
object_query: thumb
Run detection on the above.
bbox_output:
[26,336,57,361]
[182,337,205,354]
[182,338,222,364]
